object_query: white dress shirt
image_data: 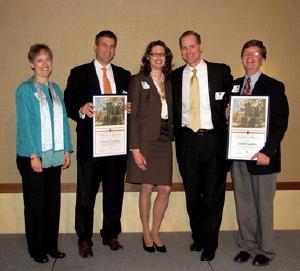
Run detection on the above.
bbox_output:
[79,59,117,119]
[182,59,213,129]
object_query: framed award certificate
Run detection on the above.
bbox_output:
[227,95,269,160]
[93,95,127,157]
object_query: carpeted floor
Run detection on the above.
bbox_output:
[0,231,299,271]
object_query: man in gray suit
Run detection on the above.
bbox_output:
[230,40,289,266]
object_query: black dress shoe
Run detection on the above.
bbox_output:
[142,238,155,253]
[48,250,66,259]
[201,250,215,261]
[33,254,49,263]
[252,254,270,266]
[79,241,93,257]
[234,251,251,263]
[190,242,202,252]
[154,242,167,253]
[103,238,123,250]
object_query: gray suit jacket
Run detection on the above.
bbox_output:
[128,72,173,149]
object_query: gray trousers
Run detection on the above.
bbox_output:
[231,161,277,258]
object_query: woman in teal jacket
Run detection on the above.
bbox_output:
[16,44,72,263]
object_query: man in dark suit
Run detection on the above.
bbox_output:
[231,40,289,266]
[171,31,233,261]
[64,31,131,257]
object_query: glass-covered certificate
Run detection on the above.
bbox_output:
[227,96,269,160]
[93,95,127,157]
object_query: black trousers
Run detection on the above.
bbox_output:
[176,128,227,251]
[16,156,61,257]
[75,156,126,243]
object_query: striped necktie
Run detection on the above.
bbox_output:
[242,77,251,95]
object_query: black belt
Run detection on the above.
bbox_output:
[182,126,215,136]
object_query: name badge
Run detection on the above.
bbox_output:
[231,85,240,93]
[141,81,150,89]
[215,92,225,100]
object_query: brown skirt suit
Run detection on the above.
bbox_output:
[126,73,173,185]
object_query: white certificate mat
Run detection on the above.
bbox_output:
[227,95,269,160]
[93,95,127,157]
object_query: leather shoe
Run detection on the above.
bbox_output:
[201,250,215,261]
[103,238,123,250]
[33,254,49,263]
[79,241,93,258]
[154,242,167,253]
[252,254,271,266]
[234,251,251,263]
[190,242,202,252]
[142,238,155,253]
[48,250,66,259]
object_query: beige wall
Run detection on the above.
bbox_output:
[0,0,300,183]
[1,191,300,233]
[1,1,300,233]
[1,0,299,184]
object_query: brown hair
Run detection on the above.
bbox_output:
[241,39,267,59]
[95,30,117,45]
[179,30,201,48]
[28,44,53,62]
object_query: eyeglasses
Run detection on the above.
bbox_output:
[149,52,166,58]
[242,51,261,58]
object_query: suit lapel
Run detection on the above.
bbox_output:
[236,77,244,95]
[88,61,101,95]
[173,66,184,121]
[251,73,265,95]
[206,61,216,110]
[112,64,125,95]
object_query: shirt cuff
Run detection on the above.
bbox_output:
[79,108,85,119]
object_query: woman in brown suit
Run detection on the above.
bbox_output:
[127,40,173,253]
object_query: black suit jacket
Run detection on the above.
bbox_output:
[231,73,289,174]
[64,61,131,161]
[172,61,233,164]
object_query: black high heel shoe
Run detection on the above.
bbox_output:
[142,238,155,253]
[154,242,167,253]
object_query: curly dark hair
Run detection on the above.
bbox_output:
[140,40,173,79]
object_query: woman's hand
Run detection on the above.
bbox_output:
[31,157,43,172]
[63,152,71,169]
[225,103,230,120]
[132,149,147,171]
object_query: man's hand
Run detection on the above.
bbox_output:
[126,102,132,114]
[80,102,95,118]
[251,152,270,166]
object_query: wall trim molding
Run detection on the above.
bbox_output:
[1,181,299,193]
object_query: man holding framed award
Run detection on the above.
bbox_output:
[64,31,131,257]
[229,40,289,266]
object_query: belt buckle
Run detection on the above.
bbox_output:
[196,129,205,136]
